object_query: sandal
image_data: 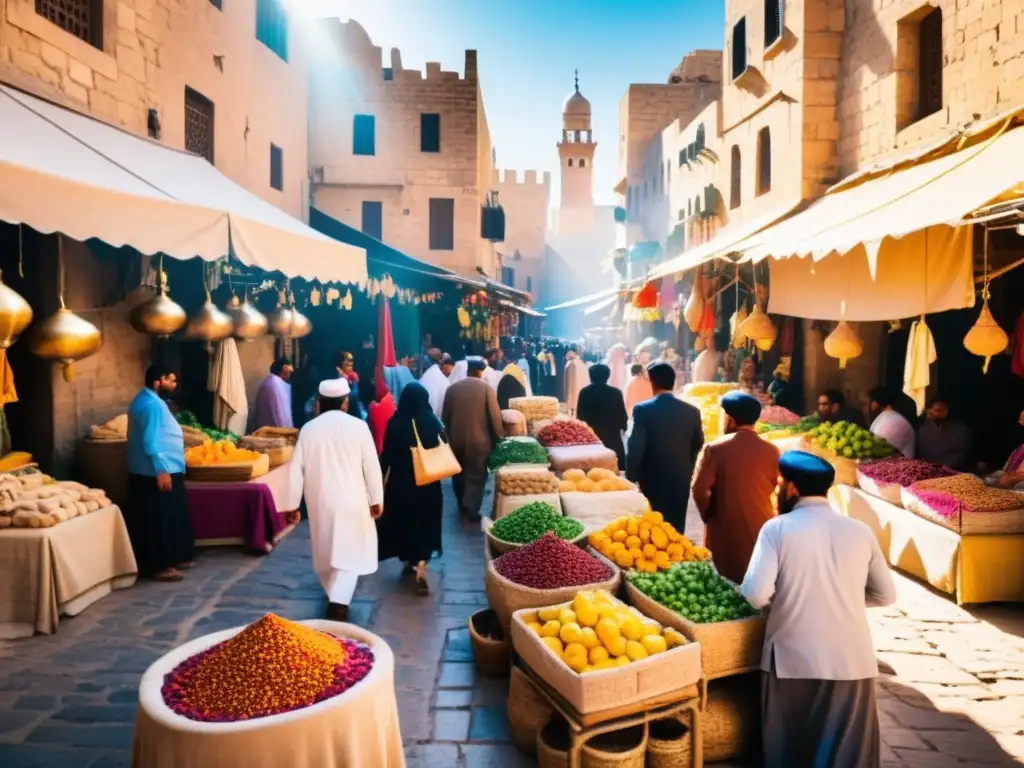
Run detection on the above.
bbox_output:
[153,569,183,582]
[415,562,429,596]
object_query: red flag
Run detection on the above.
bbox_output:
[374,297,397,396]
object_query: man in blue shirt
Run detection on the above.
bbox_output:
[126,365,194,582]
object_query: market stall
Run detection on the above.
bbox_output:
[132,616,403,768]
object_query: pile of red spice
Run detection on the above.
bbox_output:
[494,532,612,589]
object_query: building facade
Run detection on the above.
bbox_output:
[308,19,496,278]
[0,0,304,471]
[492,168,550,297]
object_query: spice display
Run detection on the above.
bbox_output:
[162,614,374,722]
[496,466,560,496]
[176,410,238,444]
[905,474,1024,517]
[486,438,550,470]
[537,420,601,448]
[560,467,634,493]
[589,511,709,571]
[807,420,895,460]
[629,561,756,624]
[0,473,110,529]
[858,457,957,487]
[521,589,686,673]
[490,504,584,544]
[494,532,611,589]
[508,396,559,422]
[756,405,799,426]
[185,440,263,467]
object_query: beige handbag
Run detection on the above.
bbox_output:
[411,420,462,486]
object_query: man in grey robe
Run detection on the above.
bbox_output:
[741,451,896,768]
[442,356,504,522]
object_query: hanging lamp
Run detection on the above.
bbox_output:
[227,292,268,341]
[267,282,312,339]
[129,255,187,337]
[963,230,1007,373]
[0,227,34,350]
[824,320,864,370]
[738,264,777,351]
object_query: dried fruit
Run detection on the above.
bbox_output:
[537,420,601,448]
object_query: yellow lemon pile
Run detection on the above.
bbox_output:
[559,467,635,493]
[185,440,262,467]
[588,511,710,572]
[523,590,685,673]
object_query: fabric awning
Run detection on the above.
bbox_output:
[582,294,619,316]
[544,276,647,312]
[0,85,366,284]
[647,204,802,280]
[499,299,545,317]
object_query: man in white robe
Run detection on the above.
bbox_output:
[420,349,453,419]
[285,378,384,622]
[482,349,504,391]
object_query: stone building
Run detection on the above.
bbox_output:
[308,19,496,279]
[0,0,310,471]
[491,169,550,298]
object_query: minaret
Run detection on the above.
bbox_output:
[557,70,596,231]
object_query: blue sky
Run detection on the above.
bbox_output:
[297,0,724,206]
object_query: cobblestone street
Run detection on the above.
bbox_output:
[0,484,1022,768]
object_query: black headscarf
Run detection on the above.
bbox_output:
[497,374,527,410]
[390,381,444,449]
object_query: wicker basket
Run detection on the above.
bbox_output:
[508,666,554,755]
[266,444,294,468]
[468,608,509,678]
[254,426,299,445]
[537,716,571,768]
[624,581,765,680]
[702,674,759,762]
[186,453,271,482]
[582,723,647,768]
[646,718,691,768]
[485,524,588,555]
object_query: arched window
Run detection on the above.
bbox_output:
[694,196,701,217]
[687,199,692,217]
[567,158,573,167]
[696,123,706,151]
[756,127,771,195]
[579,158,586,168]
[730,145,741,209]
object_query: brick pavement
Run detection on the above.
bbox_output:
[0,485,1021,767]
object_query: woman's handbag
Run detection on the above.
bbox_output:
[411,420,462,486]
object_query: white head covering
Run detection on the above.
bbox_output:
[448,359,468,384]
[319,378,351,398]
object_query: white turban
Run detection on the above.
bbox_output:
[318,377,351,398]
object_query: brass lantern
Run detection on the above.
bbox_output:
[27,299,102,382]
[0,269,33,348]
[129,270,186,338]
[267,303,312,339]
[227,294,268,341]
[185,293,233,343]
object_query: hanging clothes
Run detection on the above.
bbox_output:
[903,317,937,416]
[208,339,248,435]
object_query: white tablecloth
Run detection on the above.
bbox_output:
[132,620,405,768]
[251,462,294,512]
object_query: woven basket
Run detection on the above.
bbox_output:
[185,463,255,482]
[624,581,765,680]
[582,723,647,768]
[537,716,571,768]
[484,546,620,636]
[507,666,554,755]
[266,444,294,468]
[254,426,299,445]
[468,608,509,678]
[646,718,691,768]
[702,674,759,762]
[485,524,588,555]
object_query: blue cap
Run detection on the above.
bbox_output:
[720,391,762,426]
[466,356,487,372]
[779,450,835,496]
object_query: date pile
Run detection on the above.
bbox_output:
[493,532,612,590]
[537,420,601,448]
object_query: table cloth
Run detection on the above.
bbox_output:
[0,505,137,638]
[132,620,405,768]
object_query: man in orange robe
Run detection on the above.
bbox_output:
[691,391,780,583]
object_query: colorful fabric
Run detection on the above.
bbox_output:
[368,393,396,456]
[253,374,293,430]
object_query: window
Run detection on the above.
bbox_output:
[501,266,515,287]
[678,149,686,168]
[730,145,741,209]
[526,276,533,293]
[764,0,783,48]
[568,158,574,167]
[731,18,748,80]
[579,158,586,168]
[209,0,222,8]
[429,198,455,251]
[696,123,706,151]
[687,200,692,217]
[694,196,701,217]
[420,113,440,153]
[256,0,288,62]
[361,201,383,240]
[756,127,771,195]
[382,67,394,81]
[270,144,283,191]
[184,87,215,163]
[353,114,375,156]
[35,0,102,49]
[917,8,943,121]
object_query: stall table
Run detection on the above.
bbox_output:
[830,485,1024,605]
[0,505,138,639]
[514,655,705,768]
[186,462,296,553]
[132,620,404,768]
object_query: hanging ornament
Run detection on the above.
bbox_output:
[824,320,864,370]
[27,236,101,382]
[0,269,33,349]
[963,295,1007,373]
[185,292,233,344]
[309,285,322,307]
[326,287,341,305]
[730,304,749,348]
[342,289,353,311]
[129,257,186,337]
[267,288,313,339]
[227,293,268,342]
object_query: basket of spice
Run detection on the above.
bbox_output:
[485,502,587,554]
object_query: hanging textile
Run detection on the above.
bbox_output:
[903,317,937,416]
[208,339,248,435]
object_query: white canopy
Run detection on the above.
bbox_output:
[0,85,366,284]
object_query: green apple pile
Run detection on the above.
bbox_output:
[809,421,895,460]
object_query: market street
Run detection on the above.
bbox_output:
[0,484,1019,768]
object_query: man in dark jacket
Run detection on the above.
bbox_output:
[576,363,628,470]
[627,362,704,530]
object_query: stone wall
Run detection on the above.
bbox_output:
[492,169,550,297]
[309,19,496,277]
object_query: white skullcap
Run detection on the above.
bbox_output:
[318,377,351,398]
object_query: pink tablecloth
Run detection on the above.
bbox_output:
[185,482,286,554]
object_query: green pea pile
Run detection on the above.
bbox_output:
[629,561,756,624]
[486,439,549,471]
[489,502,584,544]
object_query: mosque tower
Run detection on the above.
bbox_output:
[556,70,596,232]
